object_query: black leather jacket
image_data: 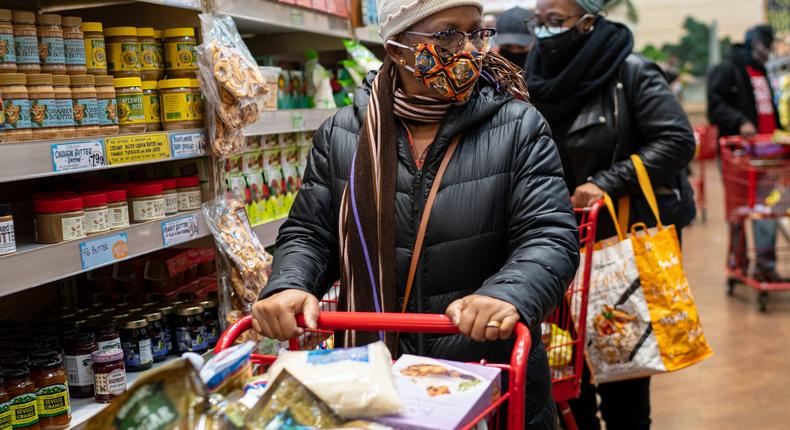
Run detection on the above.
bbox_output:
[262,73,580,428]
[535,54,697,238]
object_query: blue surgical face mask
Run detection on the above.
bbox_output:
[533,26,570,39]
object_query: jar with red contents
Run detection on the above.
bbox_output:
[103,189,129,229]
[175,176,201,211]
[63,332,97,398]
[80,192,109,235]
[125,183,165,223]
[91,348,126,403]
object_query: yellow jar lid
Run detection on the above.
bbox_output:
[81,22,103,33]
[137,27,154,37]
[158,78,191,89]
[114,77,142,88]
[142,80,158,90]
[189,79,200,88]
[153,29,163,39]
[104,26,137,37]
[163,27,194,38]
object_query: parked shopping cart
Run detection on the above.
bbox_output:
[545,201,602,430]
[216,312,531,430]
[690,124,719,223]
[720,134,790,311]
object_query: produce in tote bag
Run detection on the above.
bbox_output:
[577,155,713,383]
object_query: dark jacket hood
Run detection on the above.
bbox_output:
[353,71,513,141]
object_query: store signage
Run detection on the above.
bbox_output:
[170,131,207,159]
[79,232,130,269]
[51,140,106,173]
[104,132,171,165]
[291,111,305,131]
[161,214,201,247]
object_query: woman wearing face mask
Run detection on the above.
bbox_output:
[253,0,579,427]
[526,0,696,429]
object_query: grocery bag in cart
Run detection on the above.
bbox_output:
[579,155,713,383]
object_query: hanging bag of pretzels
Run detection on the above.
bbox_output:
[202,195,273,344]
[196,14,268,158]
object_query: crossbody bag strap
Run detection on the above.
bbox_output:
[401,135,461,313]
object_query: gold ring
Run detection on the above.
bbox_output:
[485,320,502,329]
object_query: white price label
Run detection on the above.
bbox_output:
[291,111,305,130]
[170,131,207,158]
[161,214,200,247]
[51,140,105,173]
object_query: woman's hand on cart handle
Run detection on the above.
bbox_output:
[446,295,520,342]
[251,289,320,341]
[740,121,757,137]
[571,182,605,208]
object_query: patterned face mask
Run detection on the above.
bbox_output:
[388,40,482,103]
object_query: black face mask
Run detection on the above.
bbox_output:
[500,49,529,68]
[537,26,591,73]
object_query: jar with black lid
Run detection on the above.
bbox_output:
[198,299,220,348]
[63,332,97,398]
[119,318,153,372]
[140,311,167,362]
[30,357,70,429]
[84,319,121,352]
[174,305,207,353]
[0,367,39,430]
[28,350,60,361]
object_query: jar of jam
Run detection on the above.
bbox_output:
[176,176,201,211]
[119,318,152,372]
[197,299,220,348]
[63,332,97,398]
[0,376,10,430]
[36,14,66,75]
[141,311,168,362]
[28,350,60,361]
[153,305,175,356]
[81,22,106,75]
[105,27,139,78]
[12,11,39,74]
[0,356,28,371]
[89,319,121,352]
[0,9,16,72]
[0,368,38,430]
[126,183,165,223]
[62,16,86,75]
[30,358,70,429]
[174,305,206,353]
[91,349,126,403]
[163,27,196,78]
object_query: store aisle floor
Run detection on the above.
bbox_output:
[650,161,790,429]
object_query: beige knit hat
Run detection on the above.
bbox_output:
[378,0,484,42]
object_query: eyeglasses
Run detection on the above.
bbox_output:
[401,28,497,54]
[526,15,584,35]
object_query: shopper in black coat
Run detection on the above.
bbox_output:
[253,2,580,428]
[525,0,696,428]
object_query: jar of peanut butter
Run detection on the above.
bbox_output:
[95,75,119,136]
[71,74,100,137]
[0,9,16,72]
[105,27,140,78]
[37,14,66,75]
[12,11,39,73]
[0,73,32,142]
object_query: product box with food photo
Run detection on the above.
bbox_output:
[377,355,501,430]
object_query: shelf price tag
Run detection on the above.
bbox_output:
[161,214,200,247]
[79,232,130,270]
[291,111,305,131]
[104,133,171,165]
[51,140,106,173]
[290,10,305,27]
[170,131,207,159]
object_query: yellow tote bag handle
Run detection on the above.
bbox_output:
[603,193,626,241]
[630,154,664,229]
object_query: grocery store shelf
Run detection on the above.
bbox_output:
[216,0,351,38]
[0,129,207,184]
[35,0,200,13]
[354,24,382,45]
[69,356,181,430]
[252,217,286,246]
[244,109,337,136]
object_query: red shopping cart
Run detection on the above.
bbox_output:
[545,201,602,430]
[216,312,531,430]
[690,124,719,223]
[720,134,790,311]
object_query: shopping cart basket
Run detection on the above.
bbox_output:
[720,134,790,311]
[690,124,719,223]
[545,201,602,430]
[216,312,530,430]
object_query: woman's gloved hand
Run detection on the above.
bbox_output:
[252,289,320,341]
[446,295,520,342]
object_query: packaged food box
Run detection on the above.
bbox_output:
[376,354,502,430]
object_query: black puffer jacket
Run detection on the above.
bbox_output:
[534,55,697,239]
[262,74,580,428]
